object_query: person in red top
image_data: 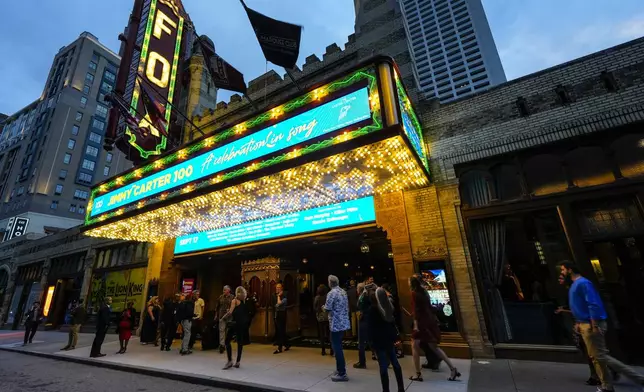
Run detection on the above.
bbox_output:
[116,301,136,354]
[408,275,460,382]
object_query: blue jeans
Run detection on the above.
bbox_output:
[375,345,404,392]
[330,331,346,376]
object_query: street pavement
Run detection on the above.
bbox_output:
[0,350,231,392]
[1,330,643,391]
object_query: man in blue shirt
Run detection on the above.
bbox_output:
[560,262,644,392]
[325,274,350,382]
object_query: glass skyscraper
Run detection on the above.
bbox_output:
[400,0,506,102]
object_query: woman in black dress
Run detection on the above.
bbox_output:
[369,288,405,392]
[313,286,332,356]
[141,297,160,345]
[409,276,459,382]
[222,286,251,369]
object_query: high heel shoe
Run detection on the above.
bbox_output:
[409,372,423,382]
[448,368,461,381]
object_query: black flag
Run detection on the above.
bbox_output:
[241,0,302,69]
[198,38,247,94]
[138,80,169,137]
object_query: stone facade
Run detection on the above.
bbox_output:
[0,227,121,325]
[423,37,644,182]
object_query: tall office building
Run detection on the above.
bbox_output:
[398,0,506,102]
[0,32,129,240]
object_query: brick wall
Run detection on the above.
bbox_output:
[403,184,491,356]
[421,37,644,182]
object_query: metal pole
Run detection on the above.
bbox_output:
[284,68,302,92]
[243,94,259,112]
[136,76,206,137]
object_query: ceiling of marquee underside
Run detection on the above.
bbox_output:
[84,136,428,243]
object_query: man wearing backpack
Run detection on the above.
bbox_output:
[61,299,87,351]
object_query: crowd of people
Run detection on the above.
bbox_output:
[310,273,460,390]
[19,273,459,391]
[22,261,644,392]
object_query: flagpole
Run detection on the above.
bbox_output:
[284,68,302,92]
[106,93,181,148]
[136,75,206,138]
[243,94,259,111]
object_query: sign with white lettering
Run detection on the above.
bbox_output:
[91,87,371,217]
[2,216,29,242]
[174,196,376,255]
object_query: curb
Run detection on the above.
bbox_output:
[0,346,303,392]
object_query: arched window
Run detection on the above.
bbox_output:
[459,169,493,208]
[491,163,523,201]
[564,146,614,188]
[523,154,567,196]
[249,276,261,305]
[611,134,644,178]
[268,280,277,308]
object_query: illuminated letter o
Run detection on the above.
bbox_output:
[146,52,170,88]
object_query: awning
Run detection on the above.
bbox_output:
[84,57,429,243]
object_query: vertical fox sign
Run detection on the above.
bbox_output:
[110,0,186,163]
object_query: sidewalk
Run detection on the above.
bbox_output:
[3,330,643,392]
[0,330,470,392]
[468,357,644,392]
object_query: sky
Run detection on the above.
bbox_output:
[0,0,643,115]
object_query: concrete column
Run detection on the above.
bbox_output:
[79,248,96,305]
[40,259,52,294]
[140,240,176,325]
[155,239,180,302]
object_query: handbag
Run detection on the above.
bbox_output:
[316,308,328,322]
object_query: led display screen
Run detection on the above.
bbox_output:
[174,196,376,255]
[419,262,458,332]
[91,87,372,217]
[396,74,429,173]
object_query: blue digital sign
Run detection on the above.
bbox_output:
[397,83,428,173]
[91,87,372,217]
[402,110,427,169]
[174,196,376,255]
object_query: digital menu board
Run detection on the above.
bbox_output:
[419,261,458,332]
[174,196,376,255]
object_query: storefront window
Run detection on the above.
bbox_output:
[470,209,573,345]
